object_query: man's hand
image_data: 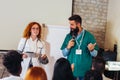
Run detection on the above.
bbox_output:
[87,43,96,52]
[67,39,75,49]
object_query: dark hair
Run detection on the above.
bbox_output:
[92,57,105,73]
[84,70,103,80]
[52,57,74,80]
[68,15,82,25]
[3,50,23,75]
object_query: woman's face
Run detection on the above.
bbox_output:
[30,24,40,37]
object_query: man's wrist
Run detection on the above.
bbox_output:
[66,47,70,50]
[90,49,94,52]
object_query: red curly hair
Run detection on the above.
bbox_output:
[25,67,47,80]
[23,22,41,39]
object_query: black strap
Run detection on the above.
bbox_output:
[28,58,33,69]
[38,39,43,55]
[21,39,27,53]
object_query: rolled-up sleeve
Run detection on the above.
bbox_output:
[17,38,26,52]
[62,48,70,57]
[90,49,98,57]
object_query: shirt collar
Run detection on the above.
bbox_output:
[30,37,38,42]
[77,29,85,39]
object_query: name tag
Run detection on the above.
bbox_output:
[76,49,82,55]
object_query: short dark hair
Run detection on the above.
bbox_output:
[52,57,74,80]
[3,50,23,75]
[68,14,82,24]
[84,70,103,80]
[92,57,105,73]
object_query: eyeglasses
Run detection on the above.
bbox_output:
[31,27,39,30]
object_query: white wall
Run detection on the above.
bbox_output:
[0,0,72,50]
[105,0,120,60]
[43,25,69,80]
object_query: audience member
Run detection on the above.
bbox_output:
[17,22,47,78]
[52,57,74,80]
[25,66,47,80]
[84,70,103,80]
[0,50,23,80]
[92,57,105,73]
[92,57,112,80]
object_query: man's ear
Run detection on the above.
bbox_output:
[76,22,80,27]
[78,23,81,27]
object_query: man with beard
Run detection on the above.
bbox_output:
[61,15,99,80]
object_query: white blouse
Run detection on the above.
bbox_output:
[17,37,46,79]
[0,75,23,80]
[17,37,45,54]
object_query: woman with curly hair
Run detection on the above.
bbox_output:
[17,22,47,78]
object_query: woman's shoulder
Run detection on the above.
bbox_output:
[38,39,45,44]
[19,37,27,42]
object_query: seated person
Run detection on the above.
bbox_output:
[25,66,47,80]
[0,50,23,80]
[92,57,105,73]
[52,57,74,80]
[92,57,112,80]
[84,70,103,80]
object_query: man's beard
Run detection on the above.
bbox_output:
[70,27,79,38]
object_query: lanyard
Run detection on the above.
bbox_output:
[75,30,85,49]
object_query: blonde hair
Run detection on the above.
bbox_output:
[23,22,41,39]
[25,67,47,80]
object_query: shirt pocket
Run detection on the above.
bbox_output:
[24,44,30,52]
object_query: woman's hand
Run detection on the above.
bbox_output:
[22,53,28,58]
[41,54,47,59]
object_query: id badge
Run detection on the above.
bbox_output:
[76,49,82,55]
